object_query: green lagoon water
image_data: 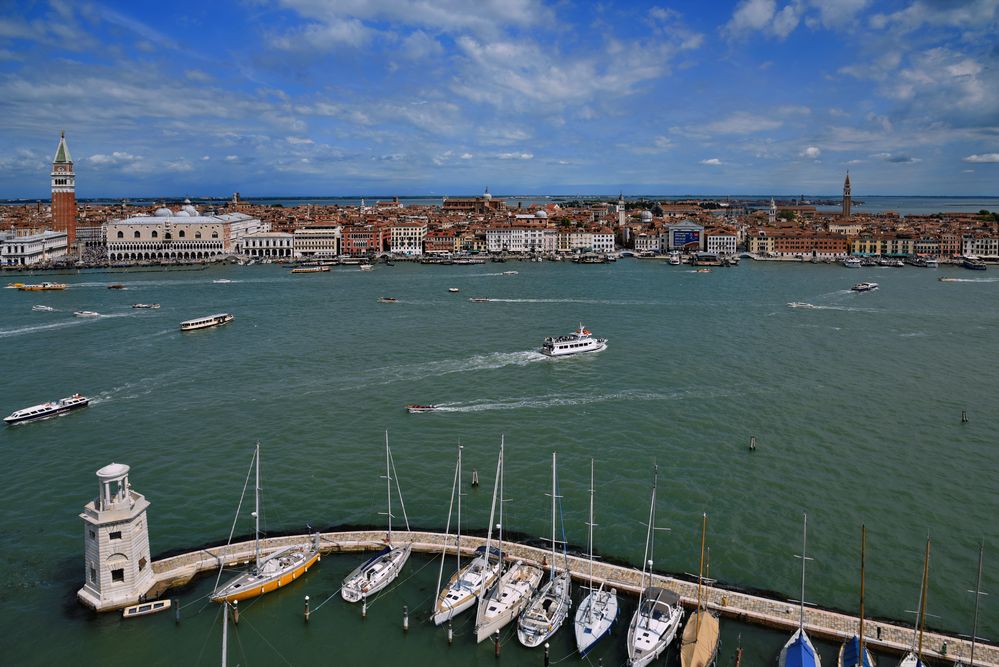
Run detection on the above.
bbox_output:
[1,259,996,665]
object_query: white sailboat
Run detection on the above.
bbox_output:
[341,432,412,602]
[627,466,684,667]
[518,451,573,648]
[475,436,543,643]
[779,512,822,667]
[212,443,320,603]
[680,512,720,667]
[431,445,502,626]
[573,458,618,656]
[898,538,931,667]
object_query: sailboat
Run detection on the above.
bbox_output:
[627,466,685,667]
[954,541,985,667]
[680,513,720,667]
[898,538,931,667]
[475,437,543,642]
[838,524,876,667]
[341,432,412,602]
[517,451,573,648]
[212,443,320,603]
[573,458,619,656]
[779,512,822,667]
[431,445,502,626]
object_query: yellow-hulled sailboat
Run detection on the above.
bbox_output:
[211,443,320,603]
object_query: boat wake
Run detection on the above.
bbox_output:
[432,388,720,413]
[787,303,877,313]
[365,350,549,386]
[0,312,133,338]
[940,278,999,283]
[481,298,656,305]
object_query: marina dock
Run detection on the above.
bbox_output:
[146,529,994,665]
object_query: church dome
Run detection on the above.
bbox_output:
[535,210,548,218]
[182,205,199,216]
[154,207,173,217]
[483,187,492,200]
[173,210,190,217]
[640,210,653,221]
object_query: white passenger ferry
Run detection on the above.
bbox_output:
[542,324,607,357]
[180,313,234,331]
[5,393,90,425]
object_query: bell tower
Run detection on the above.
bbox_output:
[51,130,77,247]
[769,197,777,225]
[842,172,852,218]
[78,463,155,611]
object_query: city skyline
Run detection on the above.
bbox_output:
[1,0,997,198]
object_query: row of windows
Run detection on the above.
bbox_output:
[116,230,219,239]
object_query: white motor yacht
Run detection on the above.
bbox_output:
[542,324,607,357]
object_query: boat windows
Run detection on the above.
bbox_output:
[111,568,125,583]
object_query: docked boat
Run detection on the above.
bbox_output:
[778,514,822,667]
[405,404,438,413]
[212,444,320,603]
[180,313,233,331]
[668,253,681,266]
[342,433,411,602]
[542,324,607,357]
[122,599,172,619]
[432,446,503,626]
[627,467,684,667]
[838,526,875,667]
[953,542,985,667]
[32,304,55,312]
[19,282,67,291]
[924,258,939,268]
[107,284,126,289]
[573,459,618,656]
[469,297,492,302]
[842,257,862,268]
[4,393,89,425]
[851,282,879,292]
[74,311,100,318]
[132,303,160,309]
[517,452,572,648]
[475,437,544,642]
[897,538,932,667]
[680,513,720,667]
[963,256,987,270]
[448,287,460,293]
[377,297,398,303]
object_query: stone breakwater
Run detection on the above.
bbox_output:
[139,529,994,666]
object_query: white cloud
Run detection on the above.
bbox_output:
[726,0,777,35]
[225,155,239,162]
[201,155,211,161]
[497,152,533,160]
[165,159,193,173]
[704,112,783,134]
[963,153,999,163]
[460,153,474,159]
[286,136,314,145]
[874,152,920,163]
[870,0,999,34]
[401,30,443,60]
[270,17,375,51]
[87,151,141,167]
[185,69,213,83]
[800,146,821,159]
[701,158,723,165]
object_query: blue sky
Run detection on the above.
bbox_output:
[1,0,997,197]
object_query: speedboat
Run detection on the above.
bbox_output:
[938,278,960,282]
[74,311,100,317]
[359,264,373,271]
[378,297,398,303]
[448,288,460,293]
[107,284,126,289]
[5,282,25,289]
[542,324,607,357]
[851,282,879,292]
[405,404,438,413]
[842,257,862,268]
[32,305,55,312]
[132,303,160,309]
[963,256,987,270]
[787,302,818,309]
[695,268,712,273]
[213,278,234,284]
[4,393,90,425]
[503,270,518,275]
[469,297,492,302]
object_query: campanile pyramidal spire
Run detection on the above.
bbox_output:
[842,171,852,218]
[51,130,77,247]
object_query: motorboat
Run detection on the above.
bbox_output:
[132,303,160,309]
[448,288,460,293]
[573,459,618,656]
[4,393,89,425]
[963,256,987,270]
[180,313,233,331]
[851,282,879,292]
[787,302,818,309]
[842,257,862,268]
[939,278,960,282]
[19,282,67,291]
[122,599,172,619]
[924,258,939,268]
[378,297,398,303]
[695,268,712,273]
[74,311,100,317]
[213,278,234,284]
[5,282,25,289]
[668,253,681,266]
[542,324,607,357]
[405,404,438,413]
[469,297,492,302]
[107,284,127,289]
[32,305,55,312]
[503,270,518,275]
[359,264,373,271]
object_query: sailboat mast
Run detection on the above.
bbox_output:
[970,541,984,666]
[483,436,502,580]
[435,446,461,607]
[588,459,595,595]
[800,512,808,631]
[638,466,658,622]
[221,602,229,667]
[498,437,505,558]
[385,431,392,542]
[917,537,931,657]
[457,445,463,573]
[550,452,557,579]
[859,524,867,665]
[254,443,261,568]
[694,512,707,634]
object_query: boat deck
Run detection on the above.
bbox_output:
[142,530,994,665]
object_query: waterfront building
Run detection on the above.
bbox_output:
[705,228,738,255]
[78,463,155,612]
[51,131,77,248]
[851,236,883,256]
[486,226,557,253]
[424,230,459,254]
[591,229,615,253]
[76,225,106,252]
[0,229,68,266]
[342,224,386,256]
[665,221,705,251]
[962,235,999,259]
[882,236,916,257]
[243,231,294,258]
[293,225,341,257]
[842,172,852,218]
[390,221,427,255]
[106,207,264,262]
[828,220,863,235]
[634,233,661,253]
[773,233,849,259]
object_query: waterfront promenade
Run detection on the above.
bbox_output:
[147,530,993,665]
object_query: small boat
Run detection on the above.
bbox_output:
[787,302,818,309]
[213,278,234,284]
[924,258,939,268]
[32,305,55,312]
[542,324,607,357]
[211,444,320,603]
[668,253,681,266]
[74,311,100,318]
[963,256,987,270]
[132,303,160,309]
[122,599,172,619]
[838,526,875,667]
[778,514,822,667]
[448,288,460,293]
[938,277,960,282]
[842,257,862,269]
[469,297,492,302]
[4,393,89,425]
[378,297,398,303]
[695,268,712,273]
[574,459,618,656]
[107,284,126,289]
[5,282,25,289]
[290,266,330,273]
[19,282,67,291]
[359,264,373,271]
[680,513,720,667]
[503,270,518,275]
[405,404,438,413]
[341,433,411,602]
[851,282,879,292]
[180,313,233,331]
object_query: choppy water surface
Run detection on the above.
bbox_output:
[1,260,996,665]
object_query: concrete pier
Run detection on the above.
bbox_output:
[143,529,994,665]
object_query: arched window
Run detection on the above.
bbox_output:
[178,230,186,238]
[116,230,124,239]
[151,230,158,238]
[134,230,140,238]
[195,231,202,239]
[165,233,172,240]
[211,231,219,239]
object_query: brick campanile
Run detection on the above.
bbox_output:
[51,130,77,247]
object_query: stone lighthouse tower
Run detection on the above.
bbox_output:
[77,463,155,611]
[51,130,77,248]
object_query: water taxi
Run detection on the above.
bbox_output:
[787,302,818,309]
[19,282,67,291]
[448,287,460,293]
[32,304,55,312]
[406,404,438,413]
[378,297,398,303]
[359,264,373,271]
[122,599,172,619]
[695,268,712,273]
[842,257,862,268]
[851,282,879,292]
[107,284,126,289]
[4,393,90,425]
[132,303,160,309]
[963,256,987,270]
[180,313,233,331]
[503,270,519,275]
[542,324,607,357]
[290,266,330,273]
[469,297,492,302]
[939,277,961,282]
[212,278,234,284]
[74,311,100,317]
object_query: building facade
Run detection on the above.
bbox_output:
[106,207,264,262]
[293,225,341,257]
[0,229,68,266]
[243,231,294,258]
[390,221,427,255]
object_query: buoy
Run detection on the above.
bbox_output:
[962,410,969,423]
[362,595,367,619]
[495,630,501,657]
[471,469,479,487]
[403,605,409,633]
[448,620,453,646]
[304,595,310,623]
[232,599,239,625]
[749,435,757,451]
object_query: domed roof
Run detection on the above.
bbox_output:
[483,187,492,200]
[154,207,173,217]
[182,205,199,216]
[535,209,548,218]
[173,209,190,217]
[97,462,130,480]
[640,210,653,221]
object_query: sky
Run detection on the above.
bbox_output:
[0,0,997,198]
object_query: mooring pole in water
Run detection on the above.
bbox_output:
[962,410,969,423]
[544,642,550,666]
[304,595,310,623]
[362,594,367,619]
[494,630,501,657]
[175,599,180,624]
[447,620,453,646]
[232,599,239,625]
[750,435,757,451]
[472,469,479,487]
[403,605,409,632]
